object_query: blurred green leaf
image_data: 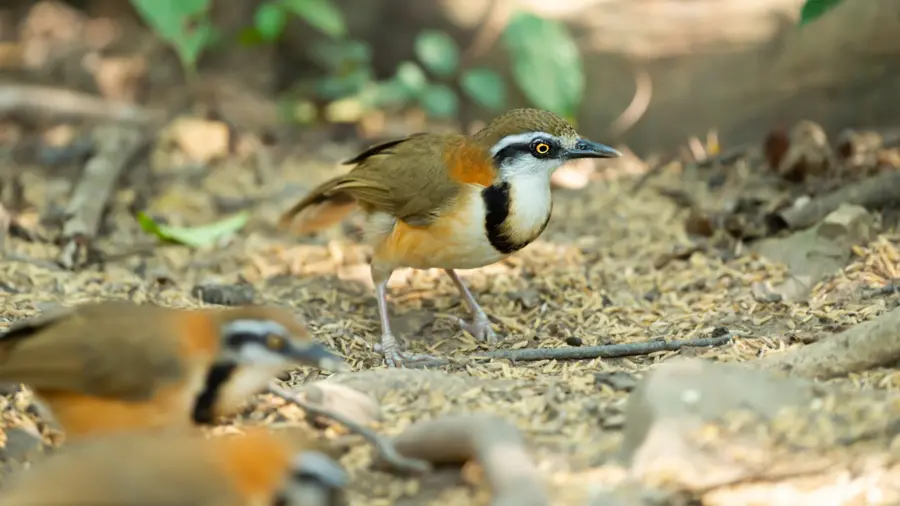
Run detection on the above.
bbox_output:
[130,0,214,71]
[414,30,459,78]
[503,12,584,118]
[459,67,506,111]
[309,39,372,71]
[131,0,210,39]
[254,2,288,41]
[180,22,215,68]
[798,0,844,25]
[237,26,266,46]
[371,80,414,107]
[314,68,371,99]
[418,83,458,118]
[394,61,428,95]
[281,0,347,38]
[137,211,250,248]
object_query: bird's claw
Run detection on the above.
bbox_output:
[454,314,498,344]
[375,336,438,368]
[380,343,405,368]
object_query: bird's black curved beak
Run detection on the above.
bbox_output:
[287,341,348,372]
[564,138,622,160]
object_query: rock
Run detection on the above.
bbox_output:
[299,382,381,432]
[191,283,256,306]
[620,358,816,491]
[158,116,232,167]
[817,204,874,242]
[594,371,639,392]
[0,426,48,483]
[753,205,874,302]
[0,427,44,463]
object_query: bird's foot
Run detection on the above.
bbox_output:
[374,333,438,368]
[454,313,498,344]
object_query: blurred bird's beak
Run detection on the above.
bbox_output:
[286,342,348,372]
[564,138,622,160]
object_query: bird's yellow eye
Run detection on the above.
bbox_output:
[534,142,550,155]
[266,334,286,350]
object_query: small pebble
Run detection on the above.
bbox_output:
[191,283,256,306]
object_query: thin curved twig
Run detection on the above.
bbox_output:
[461,0,513,65]
[608,66,653,138]
[267,382,432,476]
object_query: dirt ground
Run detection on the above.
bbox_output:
[1,109,899,505]
[1,2,900,504]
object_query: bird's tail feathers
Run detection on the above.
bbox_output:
[277,177,358,235]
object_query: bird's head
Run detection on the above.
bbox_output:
[214,306,346,373]
[275,450,349,506]
[473,108,622,180]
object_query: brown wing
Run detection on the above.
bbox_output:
[0,302,185,401]
[330,133,466,226]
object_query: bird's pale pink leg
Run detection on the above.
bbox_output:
[445,269,498,343]
[371,269,437,367]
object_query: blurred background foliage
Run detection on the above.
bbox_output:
[126,0,590,125]
[1,0,893,155]
[124,0,850,130]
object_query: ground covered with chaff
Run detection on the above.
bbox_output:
[2,116,900,505]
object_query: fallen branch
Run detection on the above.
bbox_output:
[0,84,162,125]
[410,334,735,368]
[756,304,900,380]
[372,414,550,506]
[56,125,145,269]
[773,170,900,231]
[266,382,431,476]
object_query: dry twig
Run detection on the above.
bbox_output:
[411,334,735,368]
[608,67,652,138]
[266,382,431,476]
[461,0,512,64]
[0,84,162,125]
[773,170,900,231]
[56,125,145,270]
[372,414,549,506]
[757,305,900,380]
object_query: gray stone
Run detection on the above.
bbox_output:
[620,358,817,491]
[753,204,874,302]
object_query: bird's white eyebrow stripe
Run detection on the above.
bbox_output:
[223,319,286,336]
[489,131,554,157]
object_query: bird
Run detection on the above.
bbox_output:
[0,426,349,506]
[0,300,346,439]
[278,108,622,367]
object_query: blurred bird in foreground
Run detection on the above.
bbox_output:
[0,301,346,439]
[0,426,349,506]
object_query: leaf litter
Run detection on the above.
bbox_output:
[0,117,899,505]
